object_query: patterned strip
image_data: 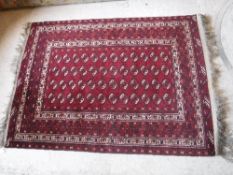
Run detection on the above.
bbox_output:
[51,38,173,47]
[39,111,182,121]
[41,21,181,32]
[15,133,203,148]
[15,27,41,132]
[181,21,205,145]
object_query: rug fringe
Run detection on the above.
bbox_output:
[0,23,31,147]
[201,15,233,161]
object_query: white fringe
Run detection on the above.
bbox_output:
[198,14,233,161]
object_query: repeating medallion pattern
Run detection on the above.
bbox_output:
[5,15,215,156]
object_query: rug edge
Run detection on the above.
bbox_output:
[0,23,32,147]
[197,14,231,158]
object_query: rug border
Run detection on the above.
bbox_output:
[197,13,233,157]
[2,23,32,147]
[196,14,219,155]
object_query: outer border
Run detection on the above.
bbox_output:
[196,14,218,155]
[2,23,32,147]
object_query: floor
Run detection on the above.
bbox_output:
[0,0,233,174]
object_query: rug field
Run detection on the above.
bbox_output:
[5,15,215,156]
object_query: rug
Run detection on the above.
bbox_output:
[4,15,217,156]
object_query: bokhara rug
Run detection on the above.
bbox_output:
[5,15,216,156]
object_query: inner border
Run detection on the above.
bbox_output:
[35,38,185,122]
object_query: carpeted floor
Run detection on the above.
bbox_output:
[0,0,233,174]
